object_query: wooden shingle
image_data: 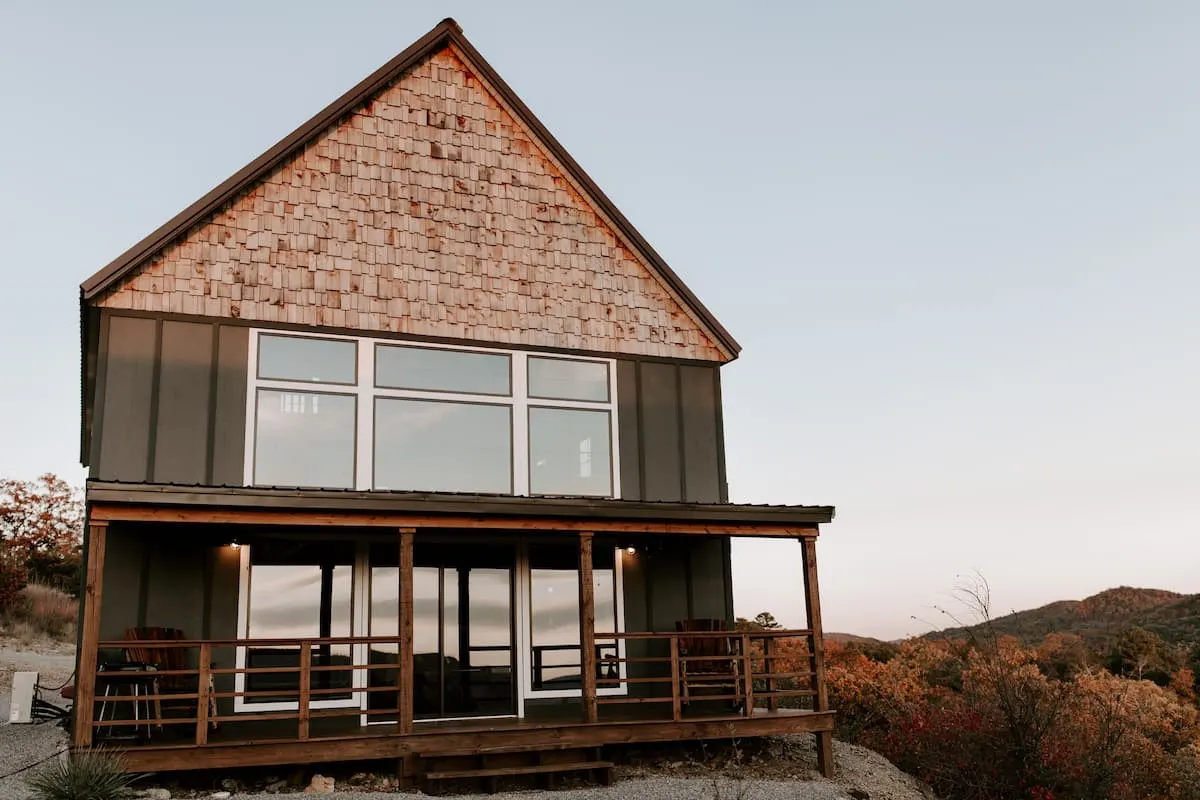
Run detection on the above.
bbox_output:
[95,45,728,362]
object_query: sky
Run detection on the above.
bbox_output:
[1,1,1198,640]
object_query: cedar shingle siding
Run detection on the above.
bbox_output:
[97,47,725,362]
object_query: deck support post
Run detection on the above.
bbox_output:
[578,532,597,723]
[74,520,108,749]
[398,528,415,735]
[801,535,834,778]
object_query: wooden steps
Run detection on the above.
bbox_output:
[418,746,613,795]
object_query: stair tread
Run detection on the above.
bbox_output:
[425,760,613,780]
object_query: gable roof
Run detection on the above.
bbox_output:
[80,18,740,359]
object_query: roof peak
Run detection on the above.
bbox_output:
[80,18,740,359]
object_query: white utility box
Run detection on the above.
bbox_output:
[9,671,38,723]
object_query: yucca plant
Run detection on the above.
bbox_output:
[25,750,136,800]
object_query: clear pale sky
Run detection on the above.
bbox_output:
[1,2,1197,640]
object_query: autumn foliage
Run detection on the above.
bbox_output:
[812,593,1200,800]
[0,474,84,609]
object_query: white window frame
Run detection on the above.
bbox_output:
[232,544,367,713]
[243,330,621,498]
[515,544,628,700]
[233,541,629,716]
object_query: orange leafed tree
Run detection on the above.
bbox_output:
[0,474,84,596]
[0,474,83,557]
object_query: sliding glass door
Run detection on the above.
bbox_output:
[367,542,515,721]
[236,540,358,711]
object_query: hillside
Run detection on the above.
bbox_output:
[928,586,1200,647]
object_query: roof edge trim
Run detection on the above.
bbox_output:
[80,18,740,358]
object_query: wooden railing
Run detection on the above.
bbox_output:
[593,629,818,721]
[87,635,407,746]
[81,629,820,747]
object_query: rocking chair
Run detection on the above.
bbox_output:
[674,618,743,711]
[122,627,217,729]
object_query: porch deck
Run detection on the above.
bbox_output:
[105,704,833,772]
[76,495,836,777]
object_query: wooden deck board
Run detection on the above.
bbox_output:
[107,708,834,773]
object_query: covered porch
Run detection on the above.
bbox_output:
[75,483,835,778]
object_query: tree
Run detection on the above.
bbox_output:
[753,611,782,630]
[1109,627,1179,685]
[1037,632,1091,680]
[0,474,84,592]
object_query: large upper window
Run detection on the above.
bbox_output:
[246,332,619,496]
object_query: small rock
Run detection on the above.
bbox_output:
[304,774,335,794]
[210,793,231,800]
[220,778,240,792]
[264,778,288,792]
[138,791,171,800]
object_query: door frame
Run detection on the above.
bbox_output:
[514,543,628,703]
[233,543,366,713]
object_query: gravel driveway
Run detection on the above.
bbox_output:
[0,643,75,800]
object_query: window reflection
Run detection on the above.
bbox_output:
[528,408,611,496]
[244,542,354,704]
[528,545,617,690]
[254,390,355,488]
[374,399,512,493]
[368,544,514,720]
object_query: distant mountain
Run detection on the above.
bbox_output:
[826,632,889,646]
[927,586,1200,647]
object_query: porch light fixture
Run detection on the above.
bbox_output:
[229,540,240,550]
[625,546,636,555]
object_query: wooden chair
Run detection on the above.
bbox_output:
[123,627,217,728]
[674,618,743,711]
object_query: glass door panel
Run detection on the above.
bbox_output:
[462,568,514,715]
[241,540,355,708]
[527,544,618,693]
[368,543,515,720]
[366,563,399,721]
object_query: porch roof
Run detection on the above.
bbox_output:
[85,481,834,537]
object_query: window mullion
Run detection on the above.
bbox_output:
[356,341,374,490]
[512,352,530,496]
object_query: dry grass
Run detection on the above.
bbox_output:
[0,584,78,643]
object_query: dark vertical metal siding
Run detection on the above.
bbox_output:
[98,528,142,640]
[637,362,683,502]
[687,538,729,620]
[145,543,206,642]
[94,314,249,486]
[615,360,726,504]
[211,326,249,485]
[679,365,721,503]
[615,360,642,501]
[153,322,215,484]
[96,316,157,481]
[208,545,243,715]
[618,549,652,695]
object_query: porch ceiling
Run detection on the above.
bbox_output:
[85,481,833,537]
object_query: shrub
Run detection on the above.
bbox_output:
[18,584,78,638]
[0,545,29,613]
[825,578,1200,800]
[26,750,136,800]
[2,583,78,640]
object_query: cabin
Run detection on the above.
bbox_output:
[73,18,836,787]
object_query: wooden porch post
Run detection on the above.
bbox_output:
[73,520,107,749]
[802,536,834,778]
[398,528,415,735]
[578,532,597,723]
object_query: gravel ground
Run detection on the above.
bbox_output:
[0,642,75,800]
[231,777,854,799]
[180,737,933,800]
